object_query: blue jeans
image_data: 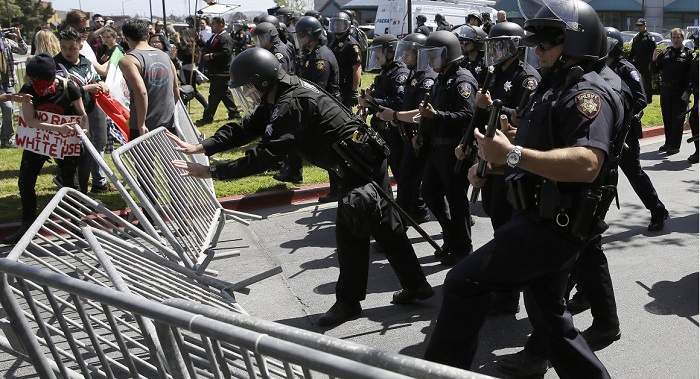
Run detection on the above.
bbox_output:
[79,106,108,190]
[0,84,14,145]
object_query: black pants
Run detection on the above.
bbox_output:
[659,87,687,150]
[481,174,513,231]
[566,236,619,329]
[383,125,428,218]
[334,159,428,303]
[619,135,665,216]
[690,93,698,154]
[19,150,81,223]
[638,68,653,104]
[423,212,610,379]
[421,143,471,252]
[182,69,209,109]
[203,75,238,121]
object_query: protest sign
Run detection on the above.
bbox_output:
[16,108,82,159]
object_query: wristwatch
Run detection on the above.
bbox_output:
[209,165,218,179]
[506,145,523,168]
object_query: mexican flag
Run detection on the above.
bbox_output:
[97,47,130,143]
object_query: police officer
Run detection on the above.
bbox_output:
[629,18,657,103]
[231,21,251,55]
[456,25,489,88]
[434,14,451,31]
[467,11,483,27]
[258,15,297,69]
[196,16,240,126]
[328,12,362,109]
[423,2,618,377]
[169,48,433,327]
[481,12,493,34]
[377,33,436,224]
[390,30,477,266]
[252,22,296,76]
[360,34,409,196]
[651,27,692,155]
[469,21,540,314]
[415,15,430,36]
[290,16,342,198]
[686,29,699,163]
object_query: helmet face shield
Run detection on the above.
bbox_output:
[519,0,580,32]
[365,42,396,71]
[417,46,445,72]
[395,40,420,67]
[328,18,350,33]
[253,34,271,48]
[230,83,262,118]
[484,37,520,66]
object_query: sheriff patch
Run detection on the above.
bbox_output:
[274,52,284,61]
[397,74,408,84]
[316,60,325,72]
[423,78,434,90]
[458,82,472,99]
[630,70,641,83]
[522,77,538,91]
[575,92,601,119]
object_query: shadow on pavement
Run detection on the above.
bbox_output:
[636,271,699,327]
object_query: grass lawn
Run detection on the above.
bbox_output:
[0,70,676,224]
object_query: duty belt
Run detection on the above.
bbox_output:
[430,135,461,147]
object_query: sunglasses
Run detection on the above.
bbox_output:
[536,36,564,51]
[79,27,91,33]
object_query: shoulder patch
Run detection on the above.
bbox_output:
[315,60,325,72]
[423,78,434,90]
[630,70,641,83]
[575,92,601,119]
[396,74,408,84]
[522,77,538,91]
[274,52,284,61]
[458,82,472,99]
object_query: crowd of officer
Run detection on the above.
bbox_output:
[168,2,698,378]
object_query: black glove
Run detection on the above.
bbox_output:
[350,90,359,100]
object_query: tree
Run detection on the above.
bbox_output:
[1,0,53,37]
[273,0,309,12]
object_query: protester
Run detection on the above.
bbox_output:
[31,28,60,58]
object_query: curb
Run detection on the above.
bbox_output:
[0,125,686,241]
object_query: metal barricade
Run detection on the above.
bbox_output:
[0,259,493,379]
[173,98,215,194]
[112,127,263,274]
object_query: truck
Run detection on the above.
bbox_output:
[374,0,497,38]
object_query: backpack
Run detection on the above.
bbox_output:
[353,26,368,52]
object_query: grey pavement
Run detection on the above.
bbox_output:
[1,133,697,378]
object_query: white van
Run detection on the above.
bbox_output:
[374,0,497,38]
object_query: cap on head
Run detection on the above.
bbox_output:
[26,53,56,80]
[636,18,646,26]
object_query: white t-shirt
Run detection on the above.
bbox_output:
[199,26,213,44]
[80,40,98,63]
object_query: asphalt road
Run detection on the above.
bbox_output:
[0,133,697,378]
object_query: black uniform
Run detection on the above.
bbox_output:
[201,30,239,122]
[272,41,296,75]
[481,60,540,231]
[329,34,362,108]
[370,61,409,202]
[614,59,666,219]
[436,21,451,31]
[395,68,436,221]
[298,43,341,98]
[415,24,431,36]
[202,75,429,306]
[629,30,657,103]
[688,49,699,159]
[424,66,619,379]
[420,64,477,258]
[232,29,251,55]
[460,52,489,86]
[651,45,693,151]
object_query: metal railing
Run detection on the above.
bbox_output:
[0,258,493,379]
[111,127,263,274]
[173,98,215,194]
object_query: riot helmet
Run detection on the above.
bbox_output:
[604,27,623,59]
[416,15,427,24]
[418,30,463,72]
[258,14,280,29]
[366,34,399,71]
[252,22,280,48]
[484,21,524,66]
[435,13,445,23]
[521,0,605,62]
[305,10,321,20]
[342,10,356,22]
[456,25,486,54]
[274,7,293,25]
[395,33,428,68]
[293,16,325,48]
[329,11,351,34]
[229,48,282,117]
[467,11,483,26]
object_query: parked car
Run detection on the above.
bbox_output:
[621,31,636,44]
[657,38,695,49]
